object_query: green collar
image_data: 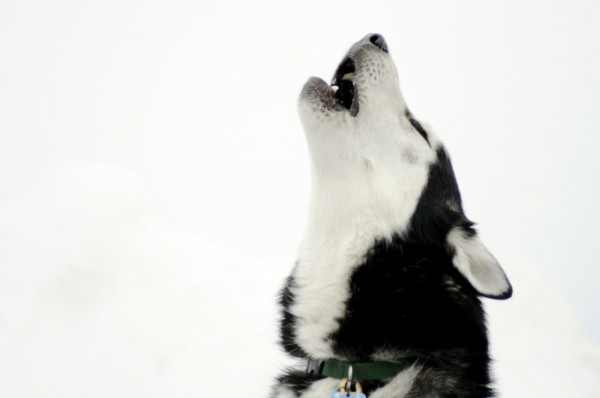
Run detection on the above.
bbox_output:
[306,358,417,381]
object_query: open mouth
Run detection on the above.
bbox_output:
[331,57,357,115]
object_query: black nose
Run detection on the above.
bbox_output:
[369,34,388,53]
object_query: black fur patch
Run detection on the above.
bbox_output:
[330,235,492,397]
[271,370,322,397]
[408,146,475,246]
[273,147,497,397]
[279,275,307,358]
[276,233,493,397]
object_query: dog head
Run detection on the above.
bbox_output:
[298,34,511,299]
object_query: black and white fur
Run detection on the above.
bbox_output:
[272,34,512,398]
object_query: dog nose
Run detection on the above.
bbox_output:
[369,34,388,53]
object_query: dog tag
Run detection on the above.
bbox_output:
[331,378,367,398]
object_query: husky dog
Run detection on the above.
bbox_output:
[272,34,512,398]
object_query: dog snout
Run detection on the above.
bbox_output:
[369,34,388,53]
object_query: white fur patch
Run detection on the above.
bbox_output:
[292,42,437,358]
[447,227,511,298]
[272,385,299,398]
[369,365,420,398]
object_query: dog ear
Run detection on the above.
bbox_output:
[446,226,512,299]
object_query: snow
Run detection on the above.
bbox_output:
[1,1,599,397]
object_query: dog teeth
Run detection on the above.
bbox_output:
[330,85,339,94]
[342,73,354,81]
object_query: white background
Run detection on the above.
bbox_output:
[1,0,599,396]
